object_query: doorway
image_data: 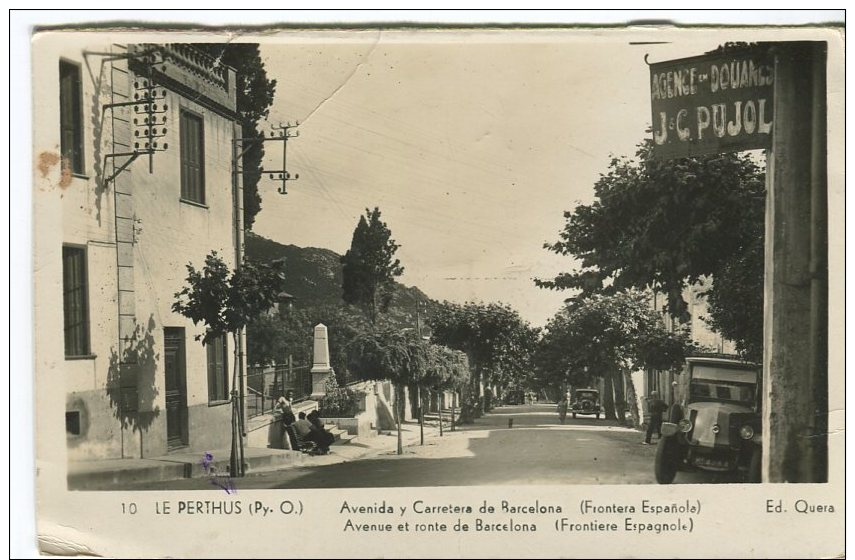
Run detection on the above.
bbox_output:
[164,327,188,450]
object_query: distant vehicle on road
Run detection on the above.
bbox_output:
[504,390,525,405]
[655,357,762,484]
[570,388,602,419]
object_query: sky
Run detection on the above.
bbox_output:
[250,29,770,327]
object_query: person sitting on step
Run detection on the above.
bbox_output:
[306,409,335,454]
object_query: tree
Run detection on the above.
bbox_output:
[172,252,286,475]
[341,207,405,326]
[537,138,765,360]
[421,345,470,436]
[195,44,277,230]
[703,235,765,361]
[346,329,429,454]
[246,312,288,367]
[536,290,692,427]
[428,301,539,419]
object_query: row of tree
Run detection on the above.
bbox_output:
[241,204,703,432]
[535,291,694,427]
[347,329,469,453]
[537,139,765,362]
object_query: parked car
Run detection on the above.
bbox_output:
[655,357,762,484]
[570,388,602,419]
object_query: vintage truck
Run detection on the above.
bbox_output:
[655,357,762,484]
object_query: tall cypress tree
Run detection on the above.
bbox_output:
[341,207,404,326]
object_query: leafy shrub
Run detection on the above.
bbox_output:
[318,375,363,418]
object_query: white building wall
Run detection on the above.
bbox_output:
[34,38,238,462]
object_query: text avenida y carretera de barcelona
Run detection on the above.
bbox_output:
[336,499,703,534]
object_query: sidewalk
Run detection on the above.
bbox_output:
[67,421,444,490]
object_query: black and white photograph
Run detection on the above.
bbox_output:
[20,12,844,559]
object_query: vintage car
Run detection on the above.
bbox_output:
[655,357,762,484]
[504,389,526,405]
[570,388,602,419]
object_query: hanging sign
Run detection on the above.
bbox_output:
[650,47,774,159]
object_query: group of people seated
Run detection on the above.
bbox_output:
[275,391,335,455]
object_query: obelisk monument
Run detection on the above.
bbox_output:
[310,323,334,398]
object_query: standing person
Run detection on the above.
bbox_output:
[557,392,570,424]
[644,390,669,444]
[274,391,297,450]
[276,390,294,414]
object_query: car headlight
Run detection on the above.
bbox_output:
[739,425,755,440]
[678,418,693,432]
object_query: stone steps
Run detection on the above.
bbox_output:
[325,423,356,445]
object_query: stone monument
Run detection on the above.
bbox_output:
[310,323,334,398]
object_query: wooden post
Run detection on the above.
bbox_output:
[763,42,828,483]
[419,389,425,446]
[438,391,444,437]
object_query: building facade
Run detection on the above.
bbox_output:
[34,40,244,461]
[635,278,739,419]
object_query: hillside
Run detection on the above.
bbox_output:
[245,231,437,320]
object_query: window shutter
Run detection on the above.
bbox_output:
[62,246,89,356]
[180,111,205,204]
[207,335,228,401]
[59,61,83,175]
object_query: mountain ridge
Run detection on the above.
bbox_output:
[245,231,436,314]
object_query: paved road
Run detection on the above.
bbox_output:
[129,404,740,490]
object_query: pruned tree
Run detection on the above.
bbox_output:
[536,290,693,426]
[172,252,286,475]
[537,138,765,361]
[341,207,405,327]
[421,345,470,436]
[428,301,539,419]
[346,329,428,454]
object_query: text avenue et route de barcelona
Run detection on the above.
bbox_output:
[649,46,774,159]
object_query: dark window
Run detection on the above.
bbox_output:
[207,334,229,402]
[59,60,84,175]
[62,246,90,357]
[179,110,205,204]
[66,411,81,435]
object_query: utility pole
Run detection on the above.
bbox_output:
[228,121,301,477]
[416,301,425,445]
[762,42,827,483]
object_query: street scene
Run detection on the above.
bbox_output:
[125,402,737,491]
[33,29,834,500]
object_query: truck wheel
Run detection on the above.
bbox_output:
[654,436,679,484]
[747,446,762,483]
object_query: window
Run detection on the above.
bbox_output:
[62,246,90,357]
[207,334,229,402]
[59,60,84,175]
[179,110,205,204]
[66,411,81,436]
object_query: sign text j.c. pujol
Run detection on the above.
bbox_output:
[649,48,774,159]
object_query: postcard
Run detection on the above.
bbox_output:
[28,21,844,558]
